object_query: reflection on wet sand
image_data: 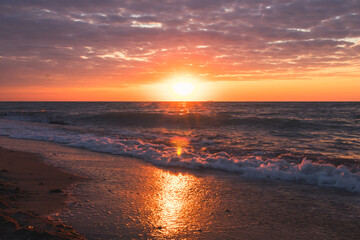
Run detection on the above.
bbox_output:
[141,170,207,239]
[156,172,193,235]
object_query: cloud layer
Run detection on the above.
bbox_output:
[1,0,359,88]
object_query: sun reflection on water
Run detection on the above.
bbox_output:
[171,137,189,157]
[176,147,182,156]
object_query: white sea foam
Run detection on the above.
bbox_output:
[0,119,359,193]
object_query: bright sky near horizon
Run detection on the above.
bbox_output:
[0,0,359,101]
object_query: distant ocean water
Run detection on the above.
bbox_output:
[0,102,359,192]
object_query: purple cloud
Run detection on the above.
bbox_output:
[0,0,359,87]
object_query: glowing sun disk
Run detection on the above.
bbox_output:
[173,82,194,97]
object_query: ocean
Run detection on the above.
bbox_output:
[0,102,359,192]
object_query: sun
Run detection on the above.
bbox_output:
[162,73,204,100]
[173,81,194,97]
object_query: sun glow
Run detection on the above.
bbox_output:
[152,74,212,101]
[173,82,194,97]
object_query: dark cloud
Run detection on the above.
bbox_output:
[0,0,359,87]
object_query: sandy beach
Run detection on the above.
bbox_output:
[0,147,85,239]
[0,136,359,239]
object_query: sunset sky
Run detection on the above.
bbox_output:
[1,0,359,101]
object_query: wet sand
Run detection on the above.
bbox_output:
[0,136,360,239]
[0,147,85,239]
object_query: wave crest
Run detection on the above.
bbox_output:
[1,110,354,130]
[1,119,359,193]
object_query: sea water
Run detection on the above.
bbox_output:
[0,102,359,192]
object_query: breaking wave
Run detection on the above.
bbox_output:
[0,118,359,193]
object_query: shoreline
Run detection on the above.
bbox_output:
[0,136,360,239]
[0,147,85,239]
